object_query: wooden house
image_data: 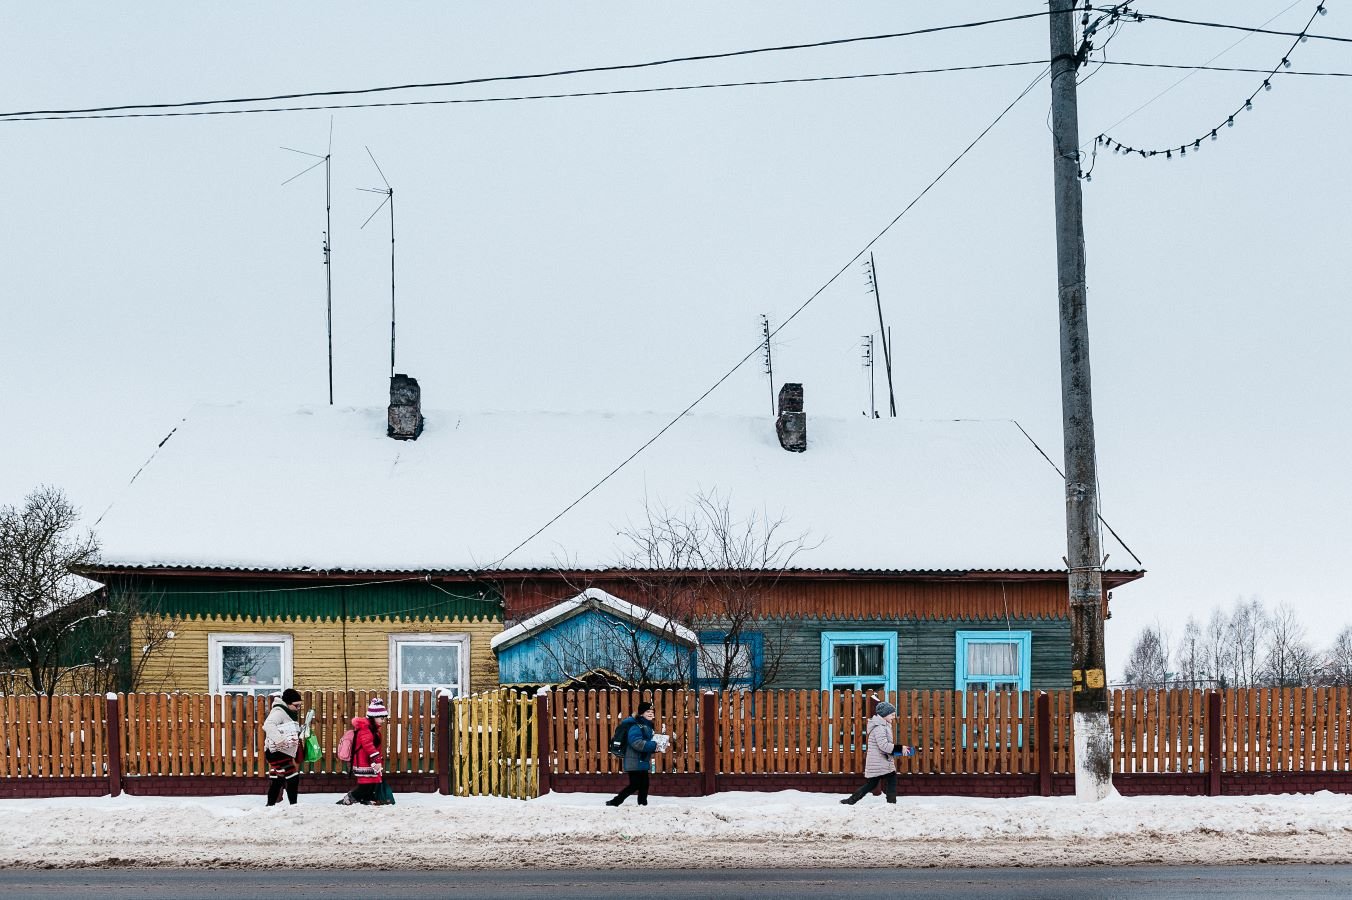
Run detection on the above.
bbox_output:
[81,379,1144,696]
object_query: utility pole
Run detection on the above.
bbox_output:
[1049,0,1110,800]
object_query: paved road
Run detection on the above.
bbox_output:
[3,865,1352,899]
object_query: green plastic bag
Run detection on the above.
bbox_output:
[303,733,322,763]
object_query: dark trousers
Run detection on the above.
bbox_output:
[844,772,896,804]
[609,770,650,806]
[342,783,381,805]
[265,750,300,806]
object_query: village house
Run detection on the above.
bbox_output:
[80,378,1144,697]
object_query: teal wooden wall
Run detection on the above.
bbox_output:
[708,617,1071,691]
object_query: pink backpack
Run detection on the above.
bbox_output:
[335,727,357,762]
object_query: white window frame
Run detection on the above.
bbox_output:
[208,633,293,696]
[388,633,470,696]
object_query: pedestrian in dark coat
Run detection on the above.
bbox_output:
[841,701,913,805]
[262,688,304,806]
[337,697,390,805]
[605,700,668,806]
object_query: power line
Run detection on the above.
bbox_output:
[1100,60,1352,77]
[0,61,1049,124]
[1087,2,1327,170]
[485,65,1051,570]
[0,11,1056,120]
[1126,5,1345,43]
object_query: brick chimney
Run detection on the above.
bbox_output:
[387,373,424,440]
[775,382,806,452]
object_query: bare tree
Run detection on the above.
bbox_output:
[1323,626,1352,687]
[0,486,101,695]
[614,492,814,691]
[1122,624,1170,687]
[1225,597,1266,688]
[1203,607,1232,689]
[1261,602,1319,687]
[1173,617,1211,688]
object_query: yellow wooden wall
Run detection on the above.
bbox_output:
[134,615,502,694]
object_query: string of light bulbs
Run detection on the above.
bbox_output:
[1084,2,1328,176]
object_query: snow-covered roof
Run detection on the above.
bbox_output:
[490,588,699,651]
[92,403,1140,575]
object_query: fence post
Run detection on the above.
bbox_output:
[700,691,717,796]
[1207,690,1222,797]
[535,688,552,797]
[1037,691,1052,797]
[105,692,122,798]
[436,691,452,796]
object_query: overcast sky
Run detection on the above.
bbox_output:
[2,2,1348,674]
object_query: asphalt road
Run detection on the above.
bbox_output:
[3,865,1352,899]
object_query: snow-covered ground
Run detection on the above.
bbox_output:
[3,790,1351,869]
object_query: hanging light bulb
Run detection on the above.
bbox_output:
[1245,98,1253,110]
[1210,129,1218,141]
[1166,150,1172,159]
[1264,80,1273,91]
[1085,172,1093,182]
[1180,146,1187,157]
[1227,116,1235,127]
[1317,4,1326,15]
[1282,58,1291,69]
[1193,140,1201,151]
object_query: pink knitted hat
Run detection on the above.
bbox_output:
[366,697,388,718]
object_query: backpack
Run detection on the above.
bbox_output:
[608,717,636,759]
[336,727,357,762]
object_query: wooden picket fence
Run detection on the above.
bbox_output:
[0,689,537,799]
[0,694,106,778]
[551,689,1066,776]
[451,688,536,799]
[5,687,1352,792]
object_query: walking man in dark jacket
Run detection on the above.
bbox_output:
[606,701,668,806]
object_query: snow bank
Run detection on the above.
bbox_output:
[3,790,1351,869]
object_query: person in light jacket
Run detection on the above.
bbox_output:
[605,700,667,807]
[841,701,913,805]
[262,688,304,806]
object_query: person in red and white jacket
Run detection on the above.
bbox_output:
[337,697,389,805]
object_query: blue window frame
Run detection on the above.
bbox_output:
[695,631,763,690]
[820,631,897,693]
[955,630,1032,692]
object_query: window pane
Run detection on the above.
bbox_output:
[222,644,281,687]
[833,645,857,677]
[856,644,884,677]
[699,643,752,681]
[399,644,459,688]
[967,641,1020,677]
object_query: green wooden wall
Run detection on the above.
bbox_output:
[706,616,1072,691]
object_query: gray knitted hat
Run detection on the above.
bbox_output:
[875,701,897,718]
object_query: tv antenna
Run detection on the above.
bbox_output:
[281,118,335,404]
[864,253,897,417]
[761,314,775,416]
[359,147,396,379]
[861,334,878,418]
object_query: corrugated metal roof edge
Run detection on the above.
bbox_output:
[80,563,1146,584]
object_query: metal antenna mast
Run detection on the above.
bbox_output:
[282,121,336,404]
[861,334,877,418]
[761,314,775,415]
[865,253,897,416]
[360,147,396,378]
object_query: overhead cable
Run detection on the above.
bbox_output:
[0,10,1055,119]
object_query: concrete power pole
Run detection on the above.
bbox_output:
[1048,0,1111,800]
